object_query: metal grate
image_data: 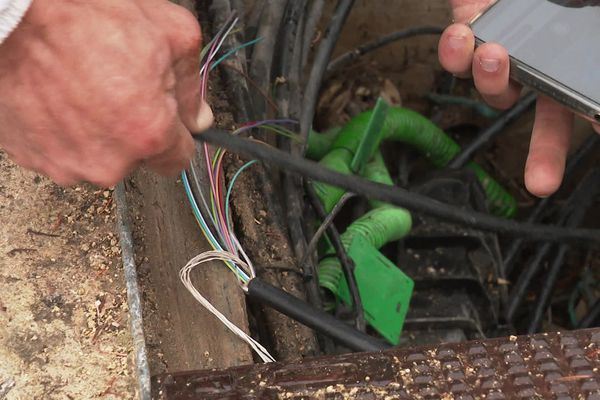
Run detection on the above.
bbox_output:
[153,328,600,399]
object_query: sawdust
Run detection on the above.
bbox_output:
[0,152,135,399]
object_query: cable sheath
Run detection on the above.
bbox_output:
[193,129,600,243]
[247,278,389,352]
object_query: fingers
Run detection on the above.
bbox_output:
[439,23,475,78]
[144,103,195,176]
[147,0,214,133]
[440,23,521,110]
[449,0,495,23]
[524,97,573,198]
[472,43,522,109]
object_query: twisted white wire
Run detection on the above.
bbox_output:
[180,251,275,363]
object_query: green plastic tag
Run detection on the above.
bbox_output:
[350,97,390,173]
[337,235,413,345]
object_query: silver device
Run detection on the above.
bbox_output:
[470,0,600,122]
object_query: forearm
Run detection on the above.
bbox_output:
[0,0,33,43]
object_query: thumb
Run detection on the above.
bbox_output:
[191,99,214,133]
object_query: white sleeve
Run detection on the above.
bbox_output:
[0,0,33,44]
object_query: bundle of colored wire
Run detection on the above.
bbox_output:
[179,13,298,363]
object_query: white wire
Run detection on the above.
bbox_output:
[231,234,256,279]
[199,17,240,76]
[180,251,275,363]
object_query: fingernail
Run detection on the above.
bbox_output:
[447,34,466,50]
[196,100,214,132]
[480,57,500,73]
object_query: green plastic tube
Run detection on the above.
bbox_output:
[306,127,341,161]
[308,107,517,217]
[362,151,394,209]
[319,204,412,296]
[312,148,354,213]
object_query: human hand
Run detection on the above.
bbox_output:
[438,0,600,197]
[0,0,213,187]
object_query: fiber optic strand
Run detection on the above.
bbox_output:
[178,13,300,363]
[176,13,278,363]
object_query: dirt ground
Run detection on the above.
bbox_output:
[0,152,135,399]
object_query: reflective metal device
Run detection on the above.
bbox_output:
[471,0,600,122]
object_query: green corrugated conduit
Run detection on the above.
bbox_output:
[318,151,412,297]
[310,105,516,341]
[308,106,517,217]
[318,203,412,295]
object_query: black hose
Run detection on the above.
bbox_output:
[578,299,600,329]
[448,92,537,169]
[247,278,388,352]
[327,26,444,73]
[526,168,600,333]
[193,129,600,243]
[299,0,355,150]
[503,134,600,276]
[506,167,600,323]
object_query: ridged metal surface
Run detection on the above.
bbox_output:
[153,329,600,399]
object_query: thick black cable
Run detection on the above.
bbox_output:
[578,299,600,329]
[247,278,388,352]
[194,129,600,243]
[506,167,600,322]
[327,26,444,73]
[299,0,355,151]
[526,168,600,333]
[503,134,600,276]
[448,92,537,169]
[305,184,366,332]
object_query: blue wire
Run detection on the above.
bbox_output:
[225,160,258,235]
[210,37,263,71]
[181,171,250,282]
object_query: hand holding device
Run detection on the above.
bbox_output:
[439,0,600,198]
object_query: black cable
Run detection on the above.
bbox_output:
[299,0,355,151]
[305,184,366,332]
[327,26,444,73]
[503,134,600,276]
[506,167,600,322]
[273,1,324,311]
[447,92,537,169]
[300,192,355,269]
[526,168,600,333]
[526,246,569,333]
[247,278,388,352]
[301,0,326,68]
[578,299,600,329]
[194,129,600,243]
[248,0,286,118]
[506,242,553,322]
